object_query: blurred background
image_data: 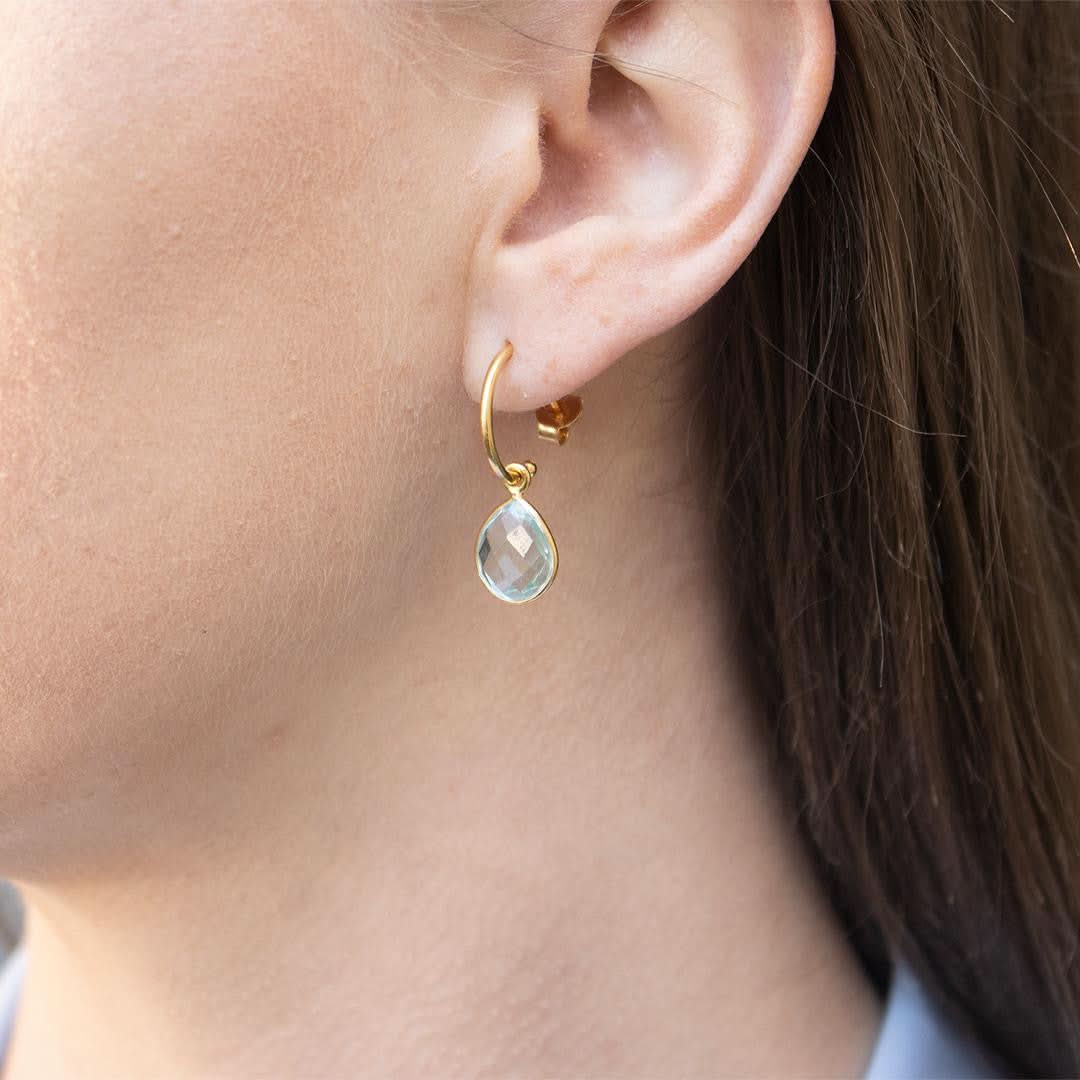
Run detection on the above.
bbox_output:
[0,884,22,966]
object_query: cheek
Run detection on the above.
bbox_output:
[0,0,473,841]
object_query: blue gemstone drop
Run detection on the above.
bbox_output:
[476,496,556,603]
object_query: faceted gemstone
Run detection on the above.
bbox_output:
[476,495,557,603]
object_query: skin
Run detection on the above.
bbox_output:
[0,1,881,1076]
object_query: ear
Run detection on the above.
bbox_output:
[462,0,835,409]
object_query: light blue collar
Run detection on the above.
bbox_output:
[0,943,26,1066]
[864,964,1000,1078]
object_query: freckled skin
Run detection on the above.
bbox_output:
[0,1,497,870]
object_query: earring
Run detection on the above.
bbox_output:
[475,340,583,604]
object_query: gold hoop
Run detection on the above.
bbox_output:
[480,341,536,494]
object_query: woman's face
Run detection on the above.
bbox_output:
[0,2,499,845]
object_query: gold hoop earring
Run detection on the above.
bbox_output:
[475,340,583,604]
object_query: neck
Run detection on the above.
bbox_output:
[6,333,881,1078]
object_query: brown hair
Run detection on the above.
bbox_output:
[704,2,1079,1074]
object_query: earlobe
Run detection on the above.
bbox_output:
[463,0,835,410]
